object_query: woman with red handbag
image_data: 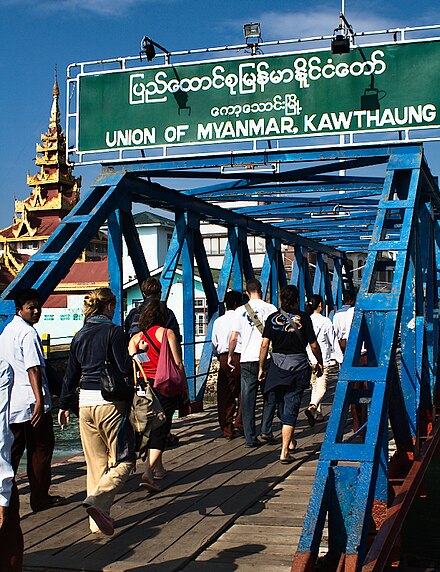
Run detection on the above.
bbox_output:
[129,300,187,491]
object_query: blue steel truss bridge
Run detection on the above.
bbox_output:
[2,23,440,571]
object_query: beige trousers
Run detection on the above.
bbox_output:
[79,402,135,532]
[310,363,338,413]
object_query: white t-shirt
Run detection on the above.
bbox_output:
[231,299,278,362]
[0,315,51,424]
[212,310,242,355]
[332,305,355,341]
[0,360,14,507]
[310,313,344,366]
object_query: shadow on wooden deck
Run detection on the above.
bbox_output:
[20,397,330,572]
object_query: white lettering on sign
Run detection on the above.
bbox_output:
[210,94,301,118]
[197,117,298,141]
[105,127,156,147]
[304,104,437,132]
[293,50,386,89]
[128,50,388,104]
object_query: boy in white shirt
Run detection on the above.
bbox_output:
[305,295,343,425]
[212,290,244,440]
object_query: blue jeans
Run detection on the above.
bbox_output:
[261,389,277,435]
[240,362,277,444]
[275,367,311,427]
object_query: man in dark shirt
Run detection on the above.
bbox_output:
[125,278,181,342]
[258,285,323,463]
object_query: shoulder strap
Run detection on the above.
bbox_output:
[104,325,114,362]
[279,309,307,348]
[133,358,149,386]
[143,329,161,354]
[244,303,264,334]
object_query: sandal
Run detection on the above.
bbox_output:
[305,405,317,427]
[140,476,162,493]
[288,439,298,453]
[280,454,295,465]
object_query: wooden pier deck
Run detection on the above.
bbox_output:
[19,398,330,572]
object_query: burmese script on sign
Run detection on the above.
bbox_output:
[77,40,440,153]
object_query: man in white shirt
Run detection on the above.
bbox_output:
[0,289,62,512]
[212,290,244,440]
[332,290,356,352]
[306,294,344,425]
[0,358,23,571]
[228,279,278,447]
[332,289,366,433]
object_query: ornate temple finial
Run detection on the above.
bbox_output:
[53,65,59,97]
[50,66,60,127]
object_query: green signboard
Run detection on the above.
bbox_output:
[77,39,440,153]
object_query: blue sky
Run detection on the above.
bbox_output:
[1,0,440,229]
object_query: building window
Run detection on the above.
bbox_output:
[195,298,207,335]
[203,236,225,255]
[196,313,206,335]
[210,237,220,255]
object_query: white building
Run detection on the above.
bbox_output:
[122,212,175,283]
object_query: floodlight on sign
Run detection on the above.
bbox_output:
[331,33,351,54]
[243,22,262,55]
[331,12,354,55]
[244,22,261,41]
[140,37,156,61]
[140,36,171,63]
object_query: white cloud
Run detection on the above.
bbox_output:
[225,4,440,44]
[260,8,395,40]
[0,0,163,16]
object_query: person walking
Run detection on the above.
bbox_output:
[58,288,136,536]
[128,300,187,490]
[304,294,343,425]
[332,290,356,352]
[228,279,278,448]
[332,289,366,434]
[0,358,23,572]
[0,288,62,513]
[258,285,324,464]
[211,290,244,440]
[125,277,181,342]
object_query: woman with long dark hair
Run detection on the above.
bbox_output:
[258,285,323,464]
[129,300,186,491]
[58,288,135,536]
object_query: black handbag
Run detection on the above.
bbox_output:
[100,326,134,402]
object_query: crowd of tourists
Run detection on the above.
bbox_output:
[212,279,355,464]
[0,279,357,569]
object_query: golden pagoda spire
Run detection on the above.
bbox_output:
[49,65,60,128]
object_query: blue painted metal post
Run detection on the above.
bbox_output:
[107,209,124,325]
[181,213,197,401]
[293,145,436,572]
[399,240,418,436]
[291,246,304,308]
[332,258,344,309]
[230,226,245,292]
[160,220,184,300]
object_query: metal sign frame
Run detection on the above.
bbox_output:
[67,25,440,166]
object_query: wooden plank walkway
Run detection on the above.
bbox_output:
[19,394,332,572]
